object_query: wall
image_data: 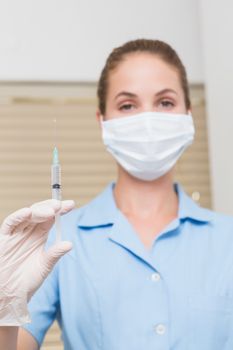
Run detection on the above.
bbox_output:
[199,0,233,214]
[0,0,203,82]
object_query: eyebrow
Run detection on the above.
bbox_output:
[114,89,177,100]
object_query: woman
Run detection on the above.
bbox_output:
[1,39,233,350]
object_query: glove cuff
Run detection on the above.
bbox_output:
[0,288,31,326]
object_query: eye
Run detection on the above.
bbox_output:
[160,100,174,108]
[119,103,135,111]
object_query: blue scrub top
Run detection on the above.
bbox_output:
[23,181,233,350]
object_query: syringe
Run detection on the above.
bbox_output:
[51,146,62,242]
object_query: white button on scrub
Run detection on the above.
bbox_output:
[151,272,161,282]
[155,323,166,335]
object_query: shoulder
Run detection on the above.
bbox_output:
[199,207,233,244]
[207,208,233,227]
[177,182,233,234]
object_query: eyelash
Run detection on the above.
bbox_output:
[119,99,175,110]
[160,100,174,107]
[119,103,134,110]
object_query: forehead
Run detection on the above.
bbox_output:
[108,52,181,94]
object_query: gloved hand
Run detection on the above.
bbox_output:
[0,199,75,326]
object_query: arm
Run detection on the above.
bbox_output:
[0,327,19,350]
[16,261,60,350]
[0,327,38,350]
[17,328,38,350]
[0,199,75,347]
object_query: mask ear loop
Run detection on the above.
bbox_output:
[175,109,192,177]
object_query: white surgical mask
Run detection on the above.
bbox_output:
[100,111,195,181]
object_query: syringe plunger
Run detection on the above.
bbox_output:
[51,147,61,200]
[51,164,61,200]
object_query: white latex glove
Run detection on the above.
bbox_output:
[0,199,75,326]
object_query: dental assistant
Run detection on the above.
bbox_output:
[1,38,233,350]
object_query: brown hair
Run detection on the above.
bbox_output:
[97,38,191,115]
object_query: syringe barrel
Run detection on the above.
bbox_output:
[51,164,61,200]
